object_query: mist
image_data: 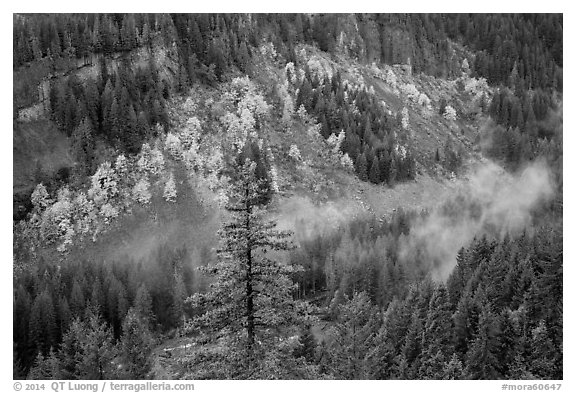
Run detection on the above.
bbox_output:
[273,196,360,240]
[399,160,555,280]
[272,160,554,282]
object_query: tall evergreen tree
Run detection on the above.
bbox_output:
[119,308,155,379]
[324,292,379,379]
[185,160,316,379]
[27,349,60,380]
[29,288,57,357]
[356,152,368,181]
[134,284,155,329]
[419,285,454,379]
[71,117,96,179]
[442,353,466,380]
[369,156,381,184]
[75,310,117,379]
[466,304,501,379]
[169,270,186,329]
[293,325,317,364]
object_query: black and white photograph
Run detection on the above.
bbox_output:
[10,8,565,387]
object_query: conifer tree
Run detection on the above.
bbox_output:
[497,309,520,377]
[528,320,558,379]
[120,14,138,51]
[442,353,466,380]
[108,97,120,142]
[296,78,313,110]
[400,312,424,378]
[71,117,96,179]
[466,304,501,379]
[119,308,155,379]
[237,41,251,74]
[74,310,117,379]
[57,298,71,342]
[369,156,381,184]
[419,285,453,379]
[84,79,101,129]
[27,352,51,380]
[366,327,396,379]
[324,292,379,379]
[29,289,57,356]
[57,318,84,379]
[388,157,398,186]
[453,287,476,357]
[185,160,315,379]
[447,248,468,307]
[133,284,155,329]
[293,325,317,363]
[356,152,368,181]
[14,286,32,370]
[27,349,60,380]
[169,270,186,328]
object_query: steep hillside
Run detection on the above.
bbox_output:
[13,42,179,218]
[13,38,492,263]
[13,13,561,225]
[13,14,562,381]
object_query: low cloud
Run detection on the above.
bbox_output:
[399,160,554,280]
[273,196,364,242]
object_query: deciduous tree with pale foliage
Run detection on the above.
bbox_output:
[163,172,177,202]
[132,178,151,205]
[340,153,355,171]
[285,62,297,85]
[137,144,165,176]
[165,133,183,159]
[327,130,345,154]
[401,107,410,129]
[31,183,51,213]
[89,162,119,207]
[443,105,457,121]
[278,82,294,127]
[288,144,302,161]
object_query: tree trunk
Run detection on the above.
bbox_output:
[245,191,255,359]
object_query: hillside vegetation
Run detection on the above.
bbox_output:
[13,13,562,380]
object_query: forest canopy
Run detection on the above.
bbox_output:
[13,13,562,381]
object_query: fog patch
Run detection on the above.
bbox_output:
[273,196,365,242]
[399,160,554,281]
